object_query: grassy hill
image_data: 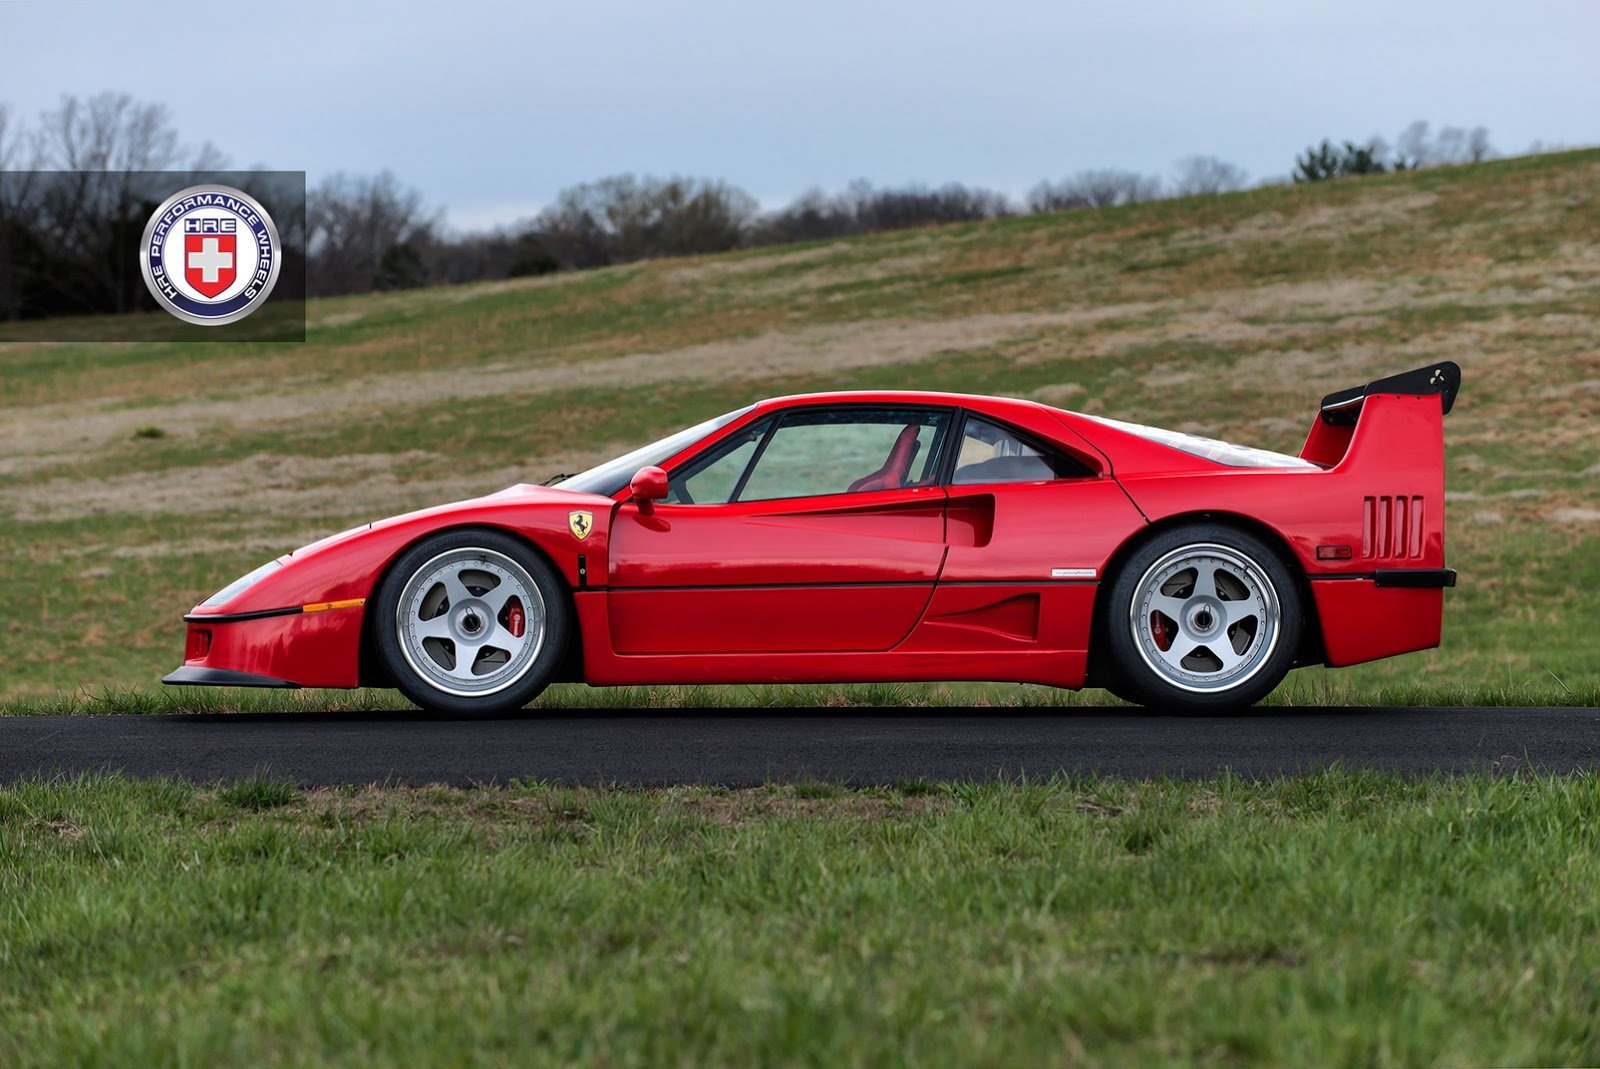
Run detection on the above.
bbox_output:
[2,150,1597,707]
[5,155,1600,1069]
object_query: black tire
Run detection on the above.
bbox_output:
[374,528,570,717]
[1103,523,1302,711]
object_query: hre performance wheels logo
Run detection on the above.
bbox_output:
[139,184,282,326]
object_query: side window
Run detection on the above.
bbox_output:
[951,416,1091,485]
[665,418,770,504]
[736,408,950,502]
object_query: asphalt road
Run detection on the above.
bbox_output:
[1,706,1597,786]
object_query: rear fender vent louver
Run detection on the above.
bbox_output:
[1362,495,1425,560]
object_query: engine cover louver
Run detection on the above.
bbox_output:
[1362,495,1425,560]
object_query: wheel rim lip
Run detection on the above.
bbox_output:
[395,547,546,698]
[1128,542,1280,694]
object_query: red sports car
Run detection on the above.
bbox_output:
[166,364,1459,713]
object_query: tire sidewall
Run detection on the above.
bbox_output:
[375,528,570,716]
[1104,523,1302,711]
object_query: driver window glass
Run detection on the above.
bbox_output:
[666,419,770,505]
[952,416,1089,484]
[737,408,949,502]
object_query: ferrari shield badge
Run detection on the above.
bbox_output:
[568,510,594,541]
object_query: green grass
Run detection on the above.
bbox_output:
[1,149,1597,706]
[5,771,1600,1066]
[2,674,1596,719]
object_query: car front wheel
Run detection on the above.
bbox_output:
[1104,525,1302,711]
[374,529,569,716]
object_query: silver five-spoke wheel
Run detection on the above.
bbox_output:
[376,530,570,716]
[1106,525,1302,710]
[396,548,546,697]
[1130,543,1279,692]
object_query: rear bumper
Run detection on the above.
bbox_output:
[163,665,299,688]
[1309,578,1445,667]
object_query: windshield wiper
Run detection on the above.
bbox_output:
[540,473,577,486]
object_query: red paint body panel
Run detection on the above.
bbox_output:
[189,485,618,618]
[575,591,1088,687]
[608,487,947,587]
[898,583,1095,663]
[607,585,936,654]
[1310,580,1444,666]
[606,484,946,654]
[941,479,1144,582]
[1083,395,1447,577]
[180,608,365,688]
[169,387,1453,694]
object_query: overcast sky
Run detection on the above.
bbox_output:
[4,0,1597,230]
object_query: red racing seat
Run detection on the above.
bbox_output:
[849,426,921,493]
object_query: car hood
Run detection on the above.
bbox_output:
[190,483,613,616]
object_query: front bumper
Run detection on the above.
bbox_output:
[169,601,367,689]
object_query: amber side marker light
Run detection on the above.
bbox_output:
[1317,544,1354,561]
[301,598,366,613]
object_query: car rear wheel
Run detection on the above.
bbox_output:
[1104,524,1301,711]
[375,529,569,716]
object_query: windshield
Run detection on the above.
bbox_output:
[1080,414,1316,470]
[556,405,757,496]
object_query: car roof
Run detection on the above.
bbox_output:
[752,390,1052,418]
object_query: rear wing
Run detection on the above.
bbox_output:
[1301,362,1461,468]
[1317,362,1461,427]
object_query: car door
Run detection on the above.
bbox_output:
[606,405,953,655]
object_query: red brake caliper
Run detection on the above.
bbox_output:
[507,599,526,638]
[1151,612,1173,652]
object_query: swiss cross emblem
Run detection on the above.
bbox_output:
[140,184,282,327]
[184,231,237,298]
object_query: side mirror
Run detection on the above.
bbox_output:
[630,465,670,511]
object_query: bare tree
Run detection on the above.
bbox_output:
[0,103,35,170]
[0,104,29,320]
[1434,124,1494,164]
[9,93,230,314]
[36,93,179,171]
[847,181,1012,232]
[1028,169,1161,212]
[306,171,438,295]
[1172,155,1249,196]
[1394,120,1431,169]
[753,181,1012,245]
[534,174,759,269]
[1394,121,1495,169]
[1467,126,1494,163]
[754,188,855,243]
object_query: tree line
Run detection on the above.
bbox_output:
[0,93,1505,312]
[1294,122,1495,182]
[334,157,1259,297]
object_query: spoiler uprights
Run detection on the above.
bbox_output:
[1319,362,1461,426]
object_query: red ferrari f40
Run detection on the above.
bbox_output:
[166,363,1460,713]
